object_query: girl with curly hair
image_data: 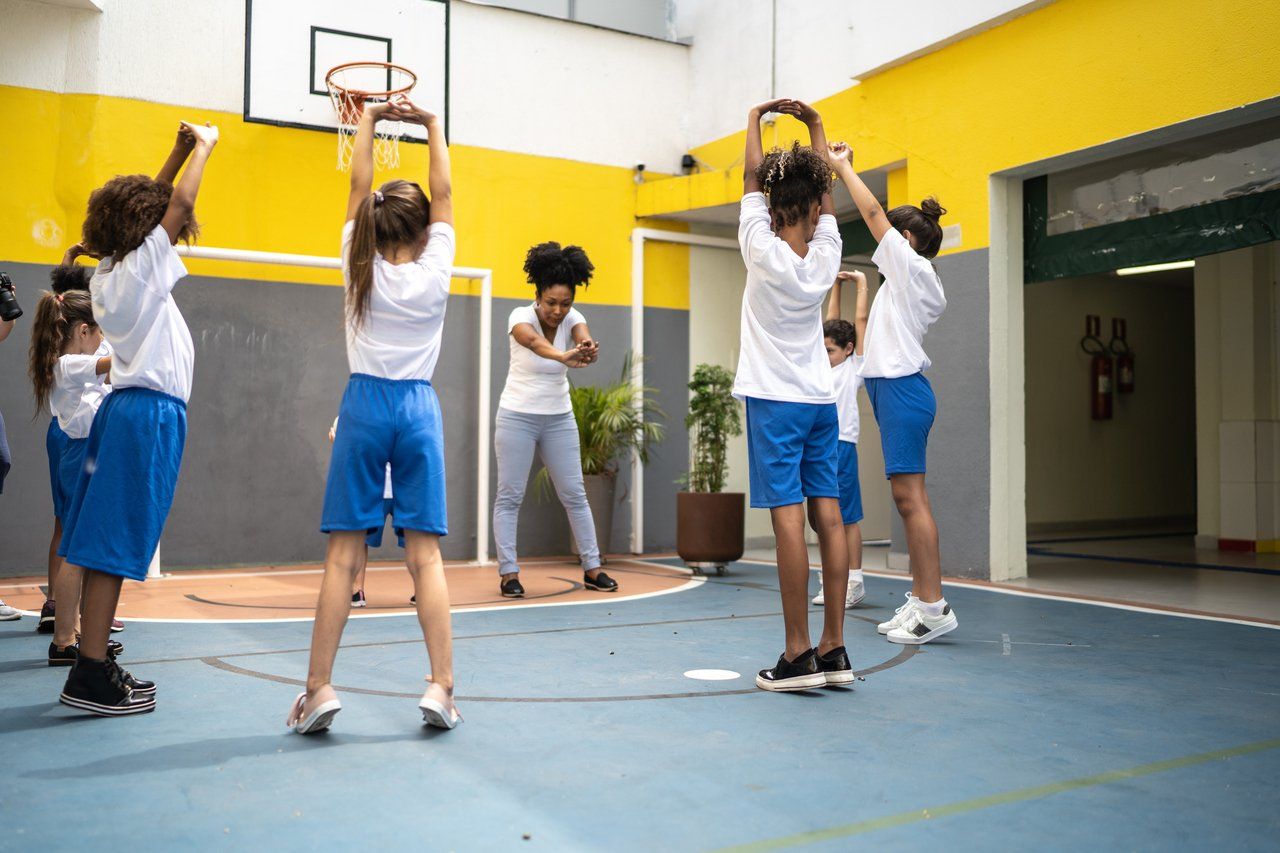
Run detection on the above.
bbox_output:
[54,120,217,717]
[827,140,954,646]
[491,241,615,600]
[291,96,460,734]
[734,98,851,692]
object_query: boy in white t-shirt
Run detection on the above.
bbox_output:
[812,270,870,609]
[828,140,957,645]
[734,99,852,692]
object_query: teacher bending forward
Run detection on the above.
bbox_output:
[492,242,618,598]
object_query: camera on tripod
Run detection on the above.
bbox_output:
[0,272,21,322]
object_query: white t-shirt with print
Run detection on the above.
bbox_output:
[50,340,113,440]
[91,226,195,401]
[499,303,585,415]
[341,220,456,381]
[859,228,946,379]
[732,192,843,403]
[833,354,864,444]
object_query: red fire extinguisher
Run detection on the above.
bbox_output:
[1111,317,1134,394]
[1081,314,1112,420]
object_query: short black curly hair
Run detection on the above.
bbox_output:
[754,140,832,227]
[824,318,856,350]
[82,174,199,259]
[50,264,92,294]
[523,242,594,296]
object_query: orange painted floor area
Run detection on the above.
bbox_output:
[0,558,694,621]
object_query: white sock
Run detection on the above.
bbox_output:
[849,570,865,585]
[917,597,947,617]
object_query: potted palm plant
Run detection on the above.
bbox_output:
[541,354,665,559]
[677,364,745,574]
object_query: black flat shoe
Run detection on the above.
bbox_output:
[500,576,525,598]
[584,571,617,592]
[816,646,855,686]
[50,640,123,666]
[755,649,825,692]
[37,600,55,634]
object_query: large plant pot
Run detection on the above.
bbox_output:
[571,473,616,563]
[677,491,745,574]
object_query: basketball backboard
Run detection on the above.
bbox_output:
[244,0,448,142]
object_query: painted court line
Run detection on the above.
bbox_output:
[716,737,1280,851]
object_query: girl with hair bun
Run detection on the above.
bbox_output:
[828,140,955,646]
[491,240,618,599]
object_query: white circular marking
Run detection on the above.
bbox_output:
[683,669,741,681]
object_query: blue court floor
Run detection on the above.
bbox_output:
[1,557,1278,851]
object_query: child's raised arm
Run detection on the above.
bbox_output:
[160,121,218,245]
[826,271,848,322]
[155,124,196,184]
[743,99,795,194]
[792,101,834,216]
[852,270,869,356]
[828,142,889,243]
[345,101,398,223]
[392,98,452,226]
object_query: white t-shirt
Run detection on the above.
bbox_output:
[832,354,864,444]
[341,220,456,381]
[50,340,113,440]
[498,304,585,415]
[732,192,842,403]
[91,225,195,402]
[859,228,947,379]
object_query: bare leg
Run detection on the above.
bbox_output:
[404,531,453,693]
[353,548,367,595]
[47,518,63,595]
[891,474,942,601]
[51,561,83,649]
[300,531,365,711]
[770,503,813,660]
[847,522,863,572]
[77,569,122,659]
[810,497,849,654]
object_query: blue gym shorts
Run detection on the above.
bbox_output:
[864,372,936,478]
[744,397,839,509]
[60,387,187,581]
[322,373,448,538]
[366,497,406,549]
[837,440,864,525]
[46,418,71,519]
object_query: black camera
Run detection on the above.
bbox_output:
[0,272,20,322]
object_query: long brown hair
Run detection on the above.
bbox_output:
[346,179,430,328]
[887,197,946,259]
[28,290,97,414]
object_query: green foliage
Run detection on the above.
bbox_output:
[685,363,742,493]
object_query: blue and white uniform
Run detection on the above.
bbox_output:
[832,353,864,525]
[859,229,946,477]
[60,226,194,580]
[321,219,456,537]
[48,340,112,520]
[733,191,843,508]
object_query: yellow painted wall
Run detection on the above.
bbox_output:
[640,0,1280,256]
[0,85,689,309]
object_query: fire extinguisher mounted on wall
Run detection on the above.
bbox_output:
[1110,317,1134,394]
[1081,314,1113,421]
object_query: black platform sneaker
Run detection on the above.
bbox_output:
[584,571,617,592]
[59,656,156,716]
[49,640,124,667]
[755,649,826,692]
[816,646,855,686]
[108,658,156,698]
[500,576,525,598]
[37,600,55,634]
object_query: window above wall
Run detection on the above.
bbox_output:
[464,0,677,42]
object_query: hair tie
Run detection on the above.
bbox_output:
[374,191,385,205]
[56,293,64,303]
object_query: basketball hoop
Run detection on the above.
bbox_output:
[325,60,418,171]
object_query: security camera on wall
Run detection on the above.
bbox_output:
[634,163,646,184]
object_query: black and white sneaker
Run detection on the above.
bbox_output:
[500,576,525,598]
[887,603,958,645]
[584,571,617,592]
[351,589,367,608]
[49,640,123,667]
[59,656,156,716]
[755,649,826,692]
[816,646,855,686]
[37,600,56,634]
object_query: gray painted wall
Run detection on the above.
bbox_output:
[886,247,992,578]
[0,262,688,576]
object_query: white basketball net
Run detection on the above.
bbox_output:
[326,63,417,172]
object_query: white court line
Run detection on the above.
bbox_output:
[694,557,1280,632]
[5,561,706,624]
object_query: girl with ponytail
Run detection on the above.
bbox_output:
[827,140,956,646]
[293,95,461,734]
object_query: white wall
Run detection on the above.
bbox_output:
[674,0,1045,155]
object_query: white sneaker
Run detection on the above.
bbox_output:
[0,601,20,621]
[813,574,867,608]
[877,592,918,635]
[887,603,958,645]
